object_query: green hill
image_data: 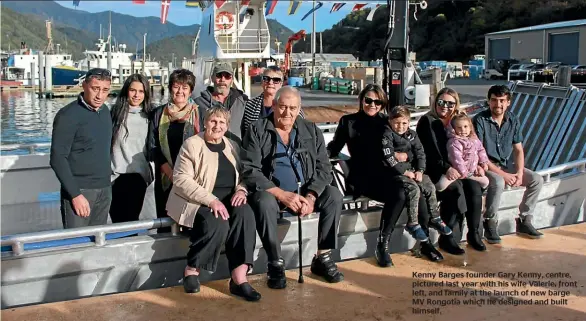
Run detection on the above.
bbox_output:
[2,0,198,48]
[1,6,96,60]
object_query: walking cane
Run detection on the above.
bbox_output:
[296,181,304,283]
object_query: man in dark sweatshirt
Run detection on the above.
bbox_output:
[50,68,113,228]
[193,62,248,144]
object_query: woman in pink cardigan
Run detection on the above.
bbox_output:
[437,113,490,192]
[166,107,260,302]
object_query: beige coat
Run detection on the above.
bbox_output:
[165,133,246,228]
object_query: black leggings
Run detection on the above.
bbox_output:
[437,178,483,232]
[110,173,148,223]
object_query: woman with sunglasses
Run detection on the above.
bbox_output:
[110,74,154,223]
[150,69,206,231]
[327,84,444,267]
[416,87,486,255]
[241,66,305,137]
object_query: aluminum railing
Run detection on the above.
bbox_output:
[539,158,586,183]
[1,218,178,256]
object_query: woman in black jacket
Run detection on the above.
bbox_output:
[327,84,443,267]
[149,69,205,232]
[416,87,485,254]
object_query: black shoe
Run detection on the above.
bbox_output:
[516,215,544,239]
[467,230,487,251]
[183,275,200,293]
[483,218,502,244]
[420,241,444,262]
[229,279,261,302]
[438,234,465,255]
[267,258,287,289]
[311,252,344,283]
[375,234,393,267]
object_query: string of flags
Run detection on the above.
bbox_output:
[72,1,385,25]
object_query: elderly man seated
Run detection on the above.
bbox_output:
[241,86,344,289]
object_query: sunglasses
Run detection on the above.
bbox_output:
[262,76,282,84]
[364,97,383,106]
[215,72,232,79]
[86,68,111,79]
[437,99,456,108]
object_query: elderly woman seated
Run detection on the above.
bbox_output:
[166,107,260,302]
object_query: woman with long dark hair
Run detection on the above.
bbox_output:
[327,84,444,266]
[110,74,154,223]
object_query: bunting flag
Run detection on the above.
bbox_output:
[352,3,367,11]
[132,0,146,4]
[330,3,345,13]
[288,0,301,15]
[161,0,171,24]
[185,0,199,7]
[215,0,226,9]
[72,0,80,7]
[265,0,278,16]
[240,0,251,15]
[301,1,323,21]
[366,4,381,21]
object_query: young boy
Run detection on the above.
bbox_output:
[381,106,452,242]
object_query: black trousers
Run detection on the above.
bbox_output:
[110,173,148,223]
[154,177,172,233]
[249,185,343,262]
[187,198,257,273]
[355,170,431,237]
[437,179,483,232]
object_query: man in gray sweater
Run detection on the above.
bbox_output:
[50,68,113,228]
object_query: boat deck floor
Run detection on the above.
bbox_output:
[3,223,586,321]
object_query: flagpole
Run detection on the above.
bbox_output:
[311,0,316,83]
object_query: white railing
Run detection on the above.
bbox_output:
[216,29,270,54]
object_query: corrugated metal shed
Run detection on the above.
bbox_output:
[486,19,586,35]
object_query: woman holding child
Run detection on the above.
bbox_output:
[327,84,444,267]
[416,87,486,255]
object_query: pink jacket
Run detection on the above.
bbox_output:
[446,126,489,177]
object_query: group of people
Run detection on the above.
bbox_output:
[50,61,544,303]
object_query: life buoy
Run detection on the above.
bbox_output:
[215,11,234,30]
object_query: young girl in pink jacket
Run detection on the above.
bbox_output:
[436,113,490,191]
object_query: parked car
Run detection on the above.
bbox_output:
[509,63,535,80]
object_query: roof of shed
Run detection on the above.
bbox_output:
[486,19,586,36]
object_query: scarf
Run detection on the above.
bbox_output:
[158,102,201,191]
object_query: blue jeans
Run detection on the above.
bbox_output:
[60,186,112,229]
